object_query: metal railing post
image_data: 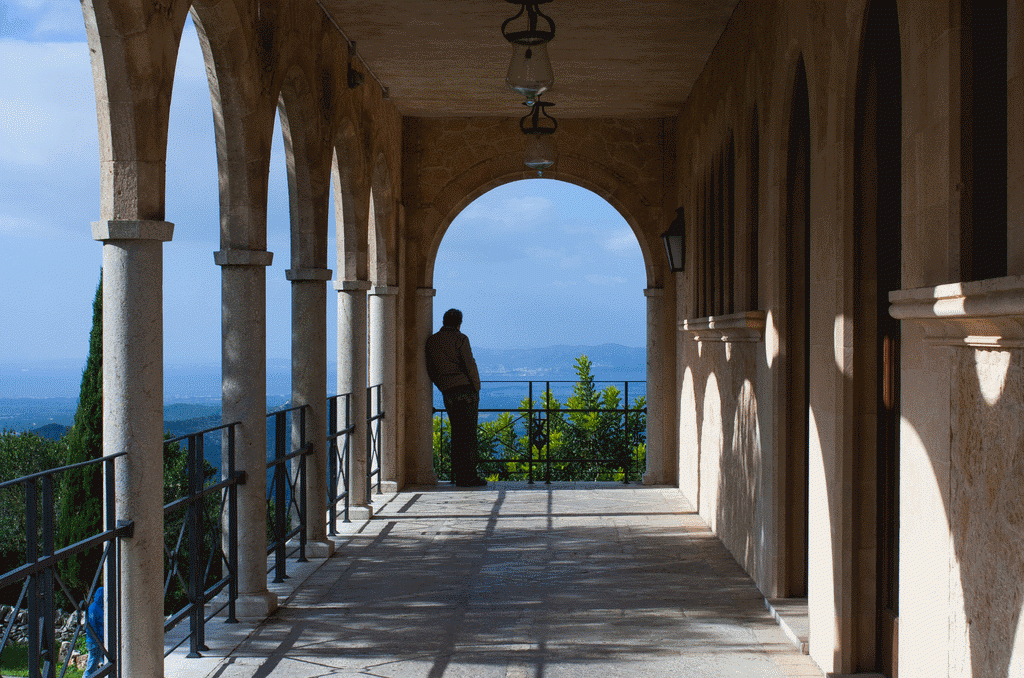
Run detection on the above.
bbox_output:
[623,381,631,484]
[298,407,308,564]
[226,423,238,624]
[545,381,552,485]
[274,411,287,583]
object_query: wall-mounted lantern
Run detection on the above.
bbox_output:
[661,207,686,272]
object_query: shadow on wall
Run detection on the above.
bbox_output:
[952,348,1024,677]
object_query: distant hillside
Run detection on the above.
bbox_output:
[33,423,69,440]
[474,344,645,380]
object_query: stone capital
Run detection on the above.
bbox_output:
[371,285,400,296]
[644,287,665,298]
[286,267,333,281]
[334,279,372,292]
[92,220,174,242]
[416,287,437,298]
[214,249,274,267]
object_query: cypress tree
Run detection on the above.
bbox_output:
[57,273,104,600]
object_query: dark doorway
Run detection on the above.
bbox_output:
[784,59,811,598]
[854,1,901,675]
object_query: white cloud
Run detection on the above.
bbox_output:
[601,228,640,253]
[0,40,96,166]
[459,195,554,231]
[523,246,583,270]
[2,2,85,41]
[584,274,629,286]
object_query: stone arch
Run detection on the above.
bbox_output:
[82,0,191,220]
[190,0,278,250]
[279,64,332,269]
[369,152,395,286]
[419,151,659,288]
[332,119,369,281]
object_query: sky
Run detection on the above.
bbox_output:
[0,2,647,374]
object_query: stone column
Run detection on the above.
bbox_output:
[410,288,439,485]
[92,220,172,678]
[215,248,277,619]
[369,285,399,493]
[336,280,372,518]
[287,267,334,556]
[643,287,667,485]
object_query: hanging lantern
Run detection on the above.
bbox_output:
[661,207,687,272]
[501,0,556,45]
[521,98,557,175]
[506,41,553,104]
[502,0,555,102]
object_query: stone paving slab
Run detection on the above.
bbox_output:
[177,484,823,678]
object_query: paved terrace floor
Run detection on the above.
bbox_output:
[170,484,823,678]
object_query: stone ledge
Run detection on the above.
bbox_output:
[214,249,274,267]
[889,275,1024,347]
[333,279,372,292]
[680,310,766,343]
[285,267,333,281]
[92,220,174,242]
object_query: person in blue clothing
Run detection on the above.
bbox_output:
[84,586,103,677]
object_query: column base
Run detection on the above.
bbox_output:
[348,505,374,521]
[372,481,400,494]
[234,591,278,620]
[288,539,336,558]
[642,471,667,485]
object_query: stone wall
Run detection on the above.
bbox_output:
[950,347,1024,678]
[670,0,1024,675]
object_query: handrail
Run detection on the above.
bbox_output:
[162,420,243,658]
[433,380,647,484]
[366,384,385,501]
[0,451,125,678]
[327,394,353,531]
[265,405,311,584]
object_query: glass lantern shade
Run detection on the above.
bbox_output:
[506,42,553,103]
[524,132,557,175]
[661,207,687,272]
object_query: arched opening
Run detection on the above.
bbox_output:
[854,1,901,673]
[266,107,293,402]
[784,58,811,599]
[164,11,220,399]
[430,178,648,482]
[432,179,646,353]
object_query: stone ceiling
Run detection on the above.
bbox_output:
[316,0,740,118]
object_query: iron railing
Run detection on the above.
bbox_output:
[265,405,311,583]
[1,388,382,676]
[366,385,384,501]
[162,422,243,658]
[326,394,352,531]
[0,452,126,678]
[433,380,647,484]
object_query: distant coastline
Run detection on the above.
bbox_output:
[1,344,645,434]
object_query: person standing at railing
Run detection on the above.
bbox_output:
[84,586,103,677]
[425,308,486,487]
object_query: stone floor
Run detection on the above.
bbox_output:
[168,483,823,678]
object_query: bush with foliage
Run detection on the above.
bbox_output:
[433,355,647,483]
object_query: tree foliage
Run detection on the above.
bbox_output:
[433,354,647,483]
[56,274,104,601]
[0,430,70,585]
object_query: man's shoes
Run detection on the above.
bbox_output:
[455,476,487,487]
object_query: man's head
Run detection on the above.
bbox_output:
[442,308,463,328]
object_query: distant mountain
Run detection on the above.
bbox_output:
[33,423,69,440]
[474,344,645,381]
